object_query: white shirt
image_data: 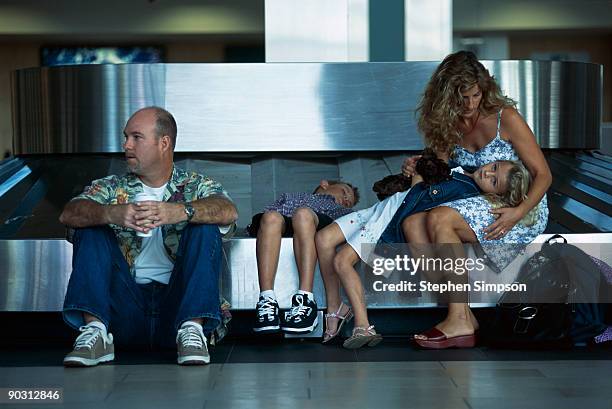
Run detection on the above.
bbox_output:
[133,183,174,285]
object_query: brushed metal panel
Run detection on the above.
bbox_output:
[14,64,166,154]
[3,234,611,311]
[0,239,72,311]
[221,238,328,310]
[13,61,601,154]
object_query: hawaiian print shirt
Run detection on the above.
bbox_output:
[73,165,234,276]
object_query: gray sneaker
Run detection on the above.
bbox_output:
[63,323,115,367]
[176,323,210,365]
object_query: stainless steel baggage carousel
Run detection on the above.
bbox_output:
[1,61,610,311]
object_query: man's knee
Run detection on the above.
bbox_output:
[184,223,221,241]
[72,226,114,242]
[291,207,317,231]
[179,224,222,268]
[181,225,222,256]
[70,227,118,258]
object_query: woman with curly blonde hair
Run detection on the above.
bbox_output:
[417,52,515,157]
[401,50,552,349]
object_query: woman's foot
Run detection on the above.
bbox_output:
[413,327,476,349]
[415,317,475,340]
[322,303,353,344]
[413,307,479,349]
[413,306,479,349]
[415,305,479,341]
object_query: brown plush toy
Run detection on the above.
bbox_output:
[372,148,452,201]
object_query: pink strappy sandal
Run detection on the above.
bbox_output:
[322,303,353,344]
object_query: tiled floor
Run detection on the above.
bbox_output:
[1,339,611,409]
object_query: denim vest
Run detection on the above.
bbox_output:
[378,171,481,245]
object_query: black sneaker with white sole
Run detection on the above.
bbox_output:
[253,296,281,333]
[281,293,318,333]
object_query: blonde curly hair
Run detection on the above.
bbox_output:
[486,160,538,227]
[417,51,516,156]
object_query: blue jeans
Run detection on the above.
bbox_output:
[378,171,481,245]
[63,224,222,348]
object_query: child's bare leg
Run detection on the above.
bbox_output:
[291,207,319,292]
[315,223,350,332]
[256,211,286,291]
[402,212,436,280]
[402,212,430,244]
[333,244,370,328]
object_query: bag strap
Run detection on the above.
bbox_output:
[546,234,567,244]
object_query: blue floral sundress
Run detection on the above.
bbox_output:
[440,110,549,271]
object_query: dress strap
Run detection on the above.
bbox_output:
[496,109,503,137]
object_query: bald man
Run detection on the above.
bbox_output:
[60,107,237,366]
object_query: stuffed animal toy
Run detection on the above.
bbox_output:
[372,148,451,201]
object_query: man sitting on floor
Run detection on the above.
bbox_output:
[59,106,237,366]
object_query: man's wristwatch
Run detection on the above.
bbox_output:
[183,202,195,222]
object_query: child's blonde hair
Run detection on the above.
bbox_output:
[485,160,538,226]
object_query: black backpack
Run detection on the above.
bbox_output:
[487,235,608,348]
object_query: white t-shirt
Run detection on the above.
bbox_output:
[134,183,174,285]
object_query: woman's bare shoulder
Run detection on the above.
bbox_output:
[500,106,523,123]
[499,107,529,141]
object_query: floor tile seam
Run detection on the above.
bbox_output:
[219,341,236,370]
[103,389,113,402]
[462,397,475,409]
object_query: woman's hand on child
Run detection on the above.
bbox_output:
[401,155,422,177]
[484,206,524,240]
